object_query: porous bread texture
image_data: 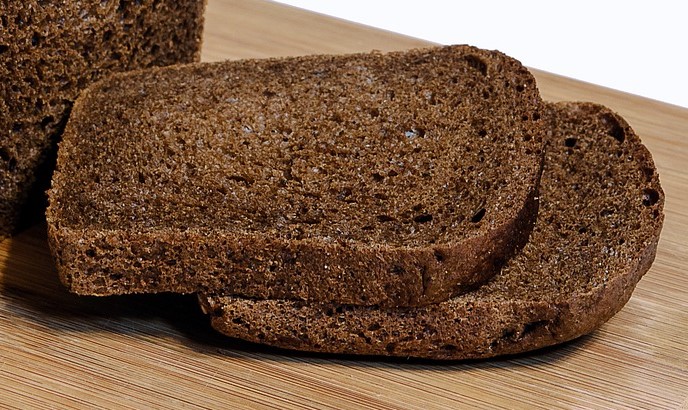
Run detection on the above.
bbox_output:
[47,45,544,307]
[0,0,207,240]
[199,102,665,360]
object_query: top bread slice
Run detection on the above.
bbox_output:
[199,102,665,360]
[47,45,544,307]
[1,0,207,240]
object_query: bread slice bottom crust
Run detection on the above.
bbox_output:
[199,102,665,360]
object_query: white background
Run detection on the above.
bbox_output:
[275,1,688,108]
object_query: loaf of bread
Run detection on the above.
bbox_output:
[199,102,665,359]
[46,45,544,307]
[1,0,207,240]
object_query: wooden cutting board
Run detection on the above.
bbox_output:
[1,0,686,408]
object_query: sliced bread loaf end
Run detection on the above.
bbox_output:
[199,102,665,359]
[47,45,544,307]
[1,0,207,240]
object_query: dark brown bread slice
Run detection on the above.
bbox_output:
[199,102,665,360]
[47,45,544,307]
[1,0,207,240]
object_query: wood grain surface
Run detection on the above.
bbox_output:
[1,0,687,408]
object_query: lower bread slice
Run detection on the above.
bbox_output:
[199,102,665,360]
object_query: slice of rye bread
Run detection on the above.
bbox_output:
[47,45,545,307]
[199,102,665,360]
[0,0,207,240]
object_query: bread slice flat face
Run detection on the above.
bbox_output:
[47,45,544,307]
[199,102,665,359]
[1,0,207,240]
